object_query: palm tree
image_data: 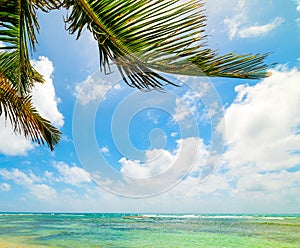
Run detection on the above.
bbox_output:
[0,0,270,150]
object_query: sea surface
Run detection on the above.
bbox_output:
[0,213,299,247]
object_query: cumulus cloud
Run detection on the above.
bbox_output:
[53,161,92,186]
[118,65,299,212]
[120,149,176,178]
[201,67,300,209]
[173,98,192,122]
[0,163,92,203]
[0,168,42,185]
[0,56,64,156]
[119,137,209,179]
[29,184,57,201]
[207,66,300,212]
[31,56,64,128]
[224,67,300,171]
[75,76,110,105]
[0,168,57,201]
[0,120,35,156]
[75,70,121,105]
[173,82,208,123]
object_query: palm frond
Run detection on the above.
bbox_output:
[0,79,61,151]
[32,0,63,12]
[0,0,44,95]
[64,0,271,90]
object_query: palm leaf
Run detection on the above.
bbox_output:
[0,78,61,151]
[32,0,62,11]
[64,0,271,90]
[0,0,52,95]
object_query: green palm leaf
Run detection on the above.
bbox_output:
[0,0,61,96]
[0,0,41,95]
[0,78,61,151]
[0,0,62,150]
[32,0,62,11]
[64,0,271,90]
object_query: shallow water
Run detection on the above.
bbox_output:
[0,213,299,247]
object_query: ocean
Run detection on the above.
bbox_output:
[0,213,299,247]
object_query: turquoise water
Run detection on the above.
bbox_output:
[0,213,299,247]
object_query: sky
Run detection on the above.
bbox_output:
[0,0,299,213]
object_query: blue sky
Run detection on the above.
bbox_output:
[0,0,300,213]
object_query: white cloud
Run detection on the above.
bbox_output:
[223,0,248,40]
[224,169,300,213]
[0,119,35,156]
[128,66,299,212]
[173,85,206,123]
[119,149,176,178]
[100,146,110,154]
[0,183,11,192]
[224,14,247,40]
[0,168,57,201]
[0,168,42,185]
[224,67,300,171]
[238,17,284,38]
[31,56,64,128]
[235,171,300,194]
[29,184,57,201]
[75,70,121,105]
[53,161,92,186]
[225,15,284,39]
[0,56,64,156]
[173,98,191,122]
[146,110,159,124]
[222,1,284,39]
[119,137,208,179]
[294,0,300,12]
[206,0,246,19]
[75,76,110,105]
[171,132,178,137]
